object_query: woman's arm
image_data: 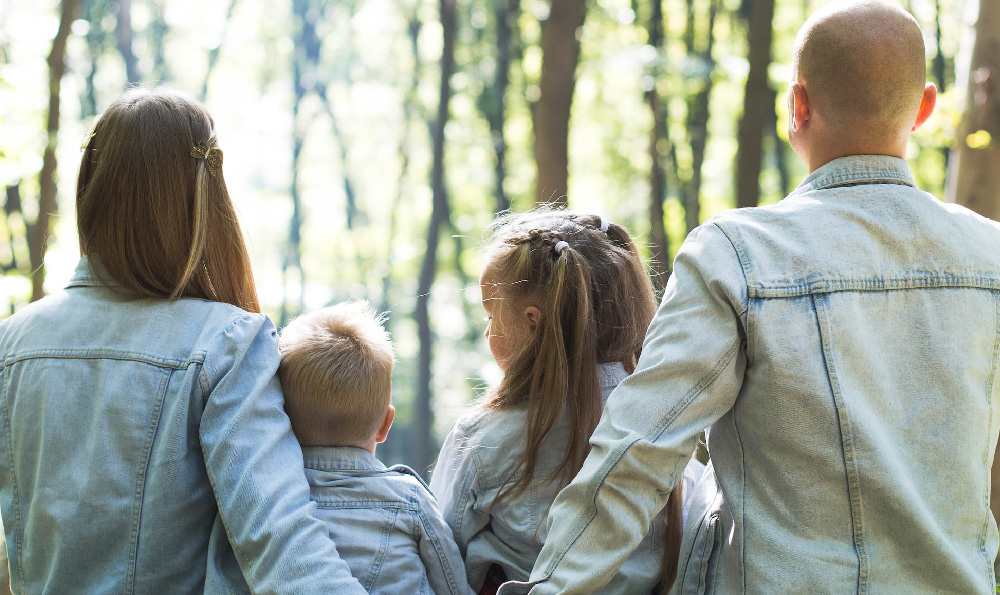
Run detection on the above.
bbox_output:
[199,314,367,595]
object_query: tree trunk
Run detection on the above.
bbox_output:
[29,0,79,302]
[201,0,238,99]
[947,0,1000,220]
[932,0,950,170]
[487,0,517,213]
[646,0,670,288]
[283,0,313,326]
[735,0,775,209]
[149,0,170,82]
[414,0,456,477]
[534,0,587,205]
[684,0,718,233]
[116,0,140,84]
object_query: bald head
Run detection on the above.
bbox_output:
[793,1,926,144]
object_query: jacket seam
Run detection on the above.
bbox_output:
[748,276,1000,298]
[981,290,1000,586]
[124,367,170,594]
[813,293,868,594]
[416,494,462,595]
[0,369,24,588]
[2,350,201,370]
[730,406,747,594]
[711,222,752,364]
[365,504,397,591]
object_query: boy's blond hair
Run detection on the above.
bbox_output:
[278,301,394,448]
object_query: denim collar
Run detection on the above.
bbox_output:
[789,154,916,197]
[597,362,629,392]
[301,446,386,473]
[65,255,122,289]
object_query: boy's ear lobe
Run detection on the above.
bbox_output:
[523,305,542,329]
[375,404,395,444]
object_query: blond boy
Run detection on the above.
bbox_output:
[279,301,473,595]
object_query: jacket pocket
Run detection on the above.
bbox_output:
[678,510,722,595]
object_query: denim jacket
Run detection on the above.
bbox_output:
[432,362,705,593]
[0,257,366,594]
[302,446,473,595]
[498,155,1000,595]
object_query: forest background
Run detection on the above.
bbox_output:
[1,0,998,477]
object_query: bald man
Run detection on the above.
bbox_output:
[496,2,1000,593]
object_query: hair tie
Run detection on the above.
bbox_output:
[191,141,223,177]
[554,240,569,255]
[599,217,610,233]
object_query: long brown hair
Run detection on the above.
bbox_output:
[76,87,259,312]
[482,210,685,589]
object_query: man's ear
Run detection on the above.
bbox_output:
[375,404,395,443]
[523,305,541,330]
[789,81,811,132]
[912,82,937,132]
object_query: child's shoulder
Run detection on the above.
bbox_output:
[450,404,531,446]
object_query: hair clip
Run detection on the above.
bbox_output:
[554,240,569,254]
[80,129,96,152]
[191,141,223,177]
[599,217,610,233]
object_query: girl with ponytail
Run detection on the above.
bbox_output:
[430,210,705,594]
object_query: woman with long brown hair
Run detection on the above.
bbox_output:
[0,88,366,594]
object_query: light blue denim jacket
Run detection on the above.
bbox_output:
[302,446,473,595]
[432,363,705,593]
[0,257,366,594]
[498,155,1000,595]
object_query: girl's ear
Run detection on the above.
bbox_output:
[523,305,542,330]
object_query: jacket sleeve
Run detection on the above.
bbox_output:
[429,419,493,589]
[498,222,749,595]
[198,313,367,595]
[415,484,477,595]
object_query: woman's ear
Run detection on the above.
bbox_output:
[523,305,542,330]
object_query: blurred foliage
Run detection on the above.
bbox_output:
[0,0,965,466]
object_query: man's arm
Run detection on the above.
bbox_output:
[500,222,749,595]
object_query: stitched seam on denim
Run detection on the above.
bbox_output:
[124,366,170,594]
[365,505,397,591]
[675,490,714,590]
[713,222,752,367]
[749,276,1000,298]
[711,222,751,319]
[451,442,481,548]
[2,350,200,369]
[417,498,462,594]
[813,294,868,594]
[0,368,24,588]
[698,513,718,593]
[312,499,417,510]
[539,337,741,579]
[709,516,723,594]
[730,405,747,594]
[981,290,1000,586]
